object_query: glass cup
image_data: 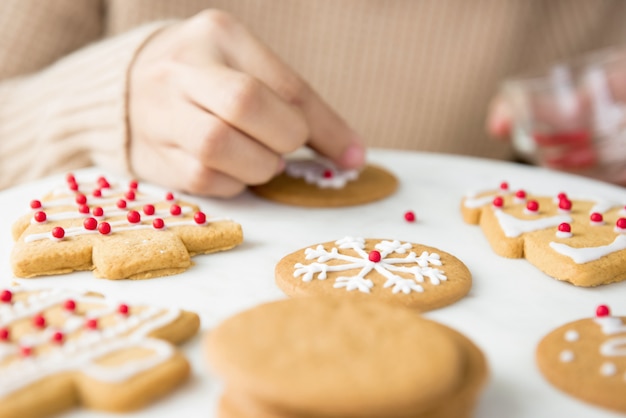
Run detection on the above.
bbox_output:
[503,49,626,185]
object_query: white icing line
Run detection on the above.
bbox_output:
[494,210,572,238]
[549,235,626,264]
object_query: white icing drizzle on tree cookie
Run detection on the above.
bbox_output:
[549,235,626,264]
[293,237,446,294]
[494,210,572,238]
[0,287,181,397]
[285,159,359,189]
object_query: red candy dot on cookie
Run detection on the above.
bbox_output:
[129,180,139,190]
[78,204,90,214]
[118,304,130,315]
[526,200,539,212]
[92,188,102,198]
[323,169,333,179]
[116,199,127,209]
[68,181,79,191]
[515,190,526,199]
[143,204,155,216]
[170,204,182,216]
[194,211,206,224]
[596,305,611,317]
[98,222,111,235]
[85,318,98,330]
[404,211,416,222]
[33,211,47,223]
[66,173,76,183]
[51,332,64,344]
[0,328,9,341]
[30,200,42,209]
[83,217,97,231]
[64,299,76,312]
[20,346,32,357]
[499,181,509,191]
[557,192,568,201]
[75,193,87,205]
[153,218,165,229]
[97,176,110,189]
[125,190,136,201]
[1,290,12,303]
[558,223,571,233]
[590,212,604,224]
[165,192,175,201]
[558,198,572,211]
[368,250,382,263]
[492,196,504,208]
[33,314,46,328]
[51,226,65,240]
[92,207,104,217]
[616,218,626,230]
[127,210,141,224]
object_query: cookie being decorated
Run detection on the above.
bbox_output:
[249,158,398,207]
[536,305,626,413]
[205,297,488,418]
[11,174,243,279]
[461,181,626,286]
[0,286,199,418]
[275,237,472,312]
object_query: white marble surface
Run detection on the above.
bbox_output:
[1,149,625,418]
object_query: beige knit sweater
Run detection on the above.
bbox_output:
[1,0,625,189]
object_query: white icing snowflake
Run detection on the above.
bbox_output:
[293,237,447,294]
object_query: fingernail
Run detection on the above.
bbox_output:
[338,136,367,168]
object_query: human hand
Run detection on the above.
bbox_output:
[128,10,365,197]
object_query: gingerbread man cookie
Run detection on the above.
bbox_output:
[536,305,626,413]
[0,286,199,418]
[249,158,398,207]
[11,174,243,279]
[275,236,472,312]
[461,181,626,286]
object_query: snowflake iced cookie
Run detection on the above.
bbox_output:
[10,174,243,279]
[536,305,626,413]
[205,297,488,418]
[275,237,472,311]
[461,182,626,286]
[0,286,199,418]
[249,159,398,207]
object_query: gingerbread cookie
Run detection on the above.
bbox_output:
[461,181,626,286]
[536,305,626,413]
[275,236,472,312]
[205,297,488,418]
[0,286,199,418]
[249,158,398,207]
[11,174,243,279]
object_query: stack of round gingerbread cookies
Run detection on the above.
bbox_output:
[205,297,488,418]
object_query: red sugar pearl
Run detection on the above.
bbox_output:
[30,200,42,209]
[98,222,111,235]
[368,250,382,263]
[129,180,139,189]
[322,169,334,178]
[559,199,572,211]
[118,304,130,315]
[92,188,102,198]
[515,190,526,199]
[92,207,104,217]
[557,192,568,201]
[34,211,47,223]
[85,318,98,330]
[596,305,611,317]
[51,226,65,240]
[116,199,127,209]
[97,176,110,188]
[492,196,504,208]
[66,173,76,183]
[64,299,76,312]
[526,200,539,212]
[616,218,626,230]
[78,204,90,214]
[165,192,175,201]
[32,314,46,328]
[590,212,604,223]
[20,346,32,357]
[558,223,571,233]
[68,181,79,191]
[0,328,9,341]
[499,181,509,191]
[75,193,87,205]
[194,211,207,224]
[125,190,136,201]
[143,204,155,216]
[1,289,13,303]
[51,332,64,344]
[170,204,182,216]
[404,211,416,222]
[153,218,165,230]
[83,217,98,231]
[127,210,141,224]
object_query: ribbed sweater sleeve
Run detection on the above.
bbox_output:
[0,22,171,189]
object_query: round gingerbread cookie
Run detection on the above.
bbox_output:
[205,297,488,418]
[275,236,472,312]
[536,305,626,413]
[249,159,398,207]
